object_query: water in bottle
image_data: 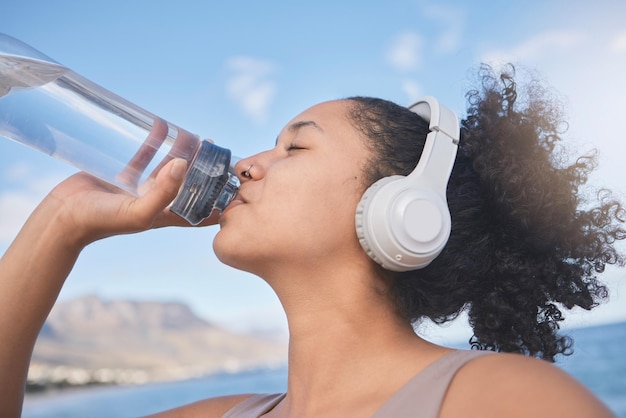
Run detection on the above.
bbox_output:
[0,33,239,225]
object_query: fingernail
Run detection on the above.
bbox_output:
[171,159,187,181]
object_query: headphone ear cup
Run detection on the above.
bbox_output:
[356,175,451,272]
[356,176,399,268]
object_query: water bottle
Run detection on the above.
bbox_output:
[0,33,240,225]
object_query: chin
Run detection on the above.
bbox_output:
[212,231,255,273]
[212,231,234,263]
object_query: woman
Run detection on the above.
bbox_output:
[1,65,623,417]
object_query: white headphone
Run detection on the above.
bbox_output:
[355,96,460,272]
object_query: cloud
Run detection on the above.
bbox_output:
[481,30,584,64]
[402,79,423,103]
[386,31,424,73]
[417,1,465,53]
[0,163,65,245]
[0,190,38,243]
[609,31,626,54]
[385,3,465,102]
[225,56,278,124]
[4,161,33,182]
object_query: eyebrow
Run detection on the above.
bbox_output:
[275,120,324,145]
[288,120,324,134]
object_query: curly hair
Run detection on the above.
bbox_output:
[346,64,626,362]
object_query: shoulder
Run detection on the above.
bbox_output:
[440,352,614,418]
[143,394,254,418]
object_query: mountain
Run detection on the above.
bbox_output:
[28,295,287,388]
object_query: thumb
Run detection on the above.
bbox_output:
[134,158,187,218]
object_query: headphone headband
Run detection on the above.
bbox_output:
[406,97,460,197]
[409,96,460,144]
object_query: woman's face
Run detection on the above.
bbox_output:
[213,100,373,276]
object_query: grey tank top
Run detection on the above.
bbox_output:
[222,350,492,418]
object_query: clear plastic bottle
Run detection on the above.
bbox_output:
[0,33,239,225]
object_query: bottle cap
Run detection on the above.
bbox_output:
[170,140,239,225]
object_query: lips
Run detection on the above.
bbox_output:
[219,195,246,219]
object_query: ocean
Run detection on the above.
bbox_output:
[22,321,626,418]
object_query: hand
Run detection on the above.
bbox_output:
[41,158,219,247]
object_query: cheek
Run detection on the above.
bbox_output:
[213,164,365,266]
[284,177,363,246]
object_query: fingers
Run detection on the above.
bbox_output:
[146,128,200,181]
[133,157,221,229]
[131,159,187,225]
[117,117,169,189]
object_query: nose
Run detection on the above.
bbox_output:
[234,157,256,182]
[234,147,275,182]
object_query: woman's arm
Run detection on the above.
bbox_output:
[0,159,205,417]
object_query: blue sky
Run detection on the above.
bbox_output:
[1,0,625,342]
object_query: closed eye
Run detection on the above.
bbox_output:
[287,143,306,152]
